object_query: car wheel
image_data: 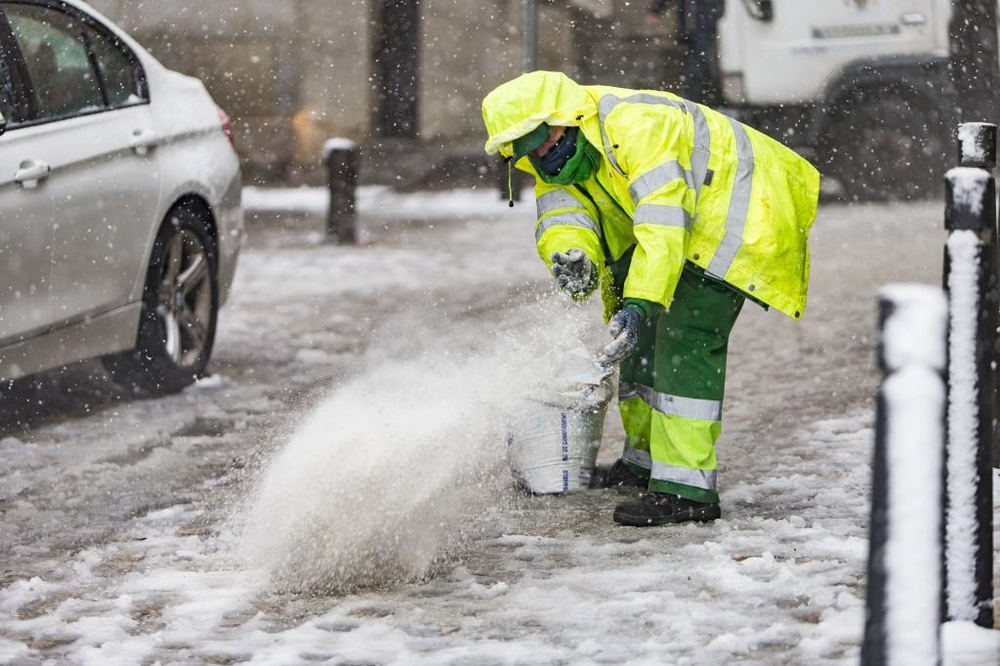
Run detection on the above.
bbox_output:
[102,205,219,396]
[826,91,947,202]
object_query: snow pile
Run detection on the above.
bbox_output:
[242,184,526,221]
[956,123,993,166]
[944,230,984,623]
[946,167,988,218]
[235,301,600,593]
[942,620,1000,666]
[3,192,997,665]
[881,366,946,660]
[321,137,357,159]
[878,283,947,372]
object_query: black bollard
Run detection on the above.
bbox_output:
[942,121,997,628]
[958,122,1000,473]
[325,138,358,244]
[862,286,947,666]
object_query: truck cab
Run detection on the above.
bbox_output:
[717,0,956,199]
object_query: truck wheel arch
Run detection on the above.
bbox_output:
[815,55,952,200]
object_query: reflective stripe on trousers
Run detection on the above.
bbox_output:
[620,382,722,421]
[617,267,744,502]
[620,441,718,492]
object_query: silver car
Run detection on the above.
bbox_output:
[0,0,243,395]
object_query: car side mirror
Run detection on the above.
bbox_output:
[0,110,6,136]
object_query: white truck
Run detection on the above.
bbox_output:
[717,0,963,199]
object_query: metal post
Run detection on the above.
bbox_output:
[943,121,997,628]
[324,138,358,244]
[496,0,539,203]
[374,0,420,138]
[523,0,538,73]
[863,286,947,666]
[493,1,541,203]
[949,0,1000,123]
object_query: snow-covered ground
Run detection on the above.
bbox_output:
[0,186,997,665]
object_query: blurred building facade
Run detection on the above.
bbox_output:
[88,0,683,188]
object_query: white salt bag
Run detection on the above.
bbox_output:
[506,354,614,493]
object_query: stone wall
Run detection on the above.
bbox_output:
[88,0,682,187]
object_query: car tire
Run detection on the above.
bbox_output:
[102,205,219,396]
[826,90,947,202]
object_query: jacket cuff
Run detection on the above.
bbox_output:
[623,297,664,320]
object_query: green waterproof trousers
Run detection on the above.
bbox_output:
[617,266,745,503]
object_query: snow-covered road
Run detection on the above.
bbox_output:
[0,188,997,665]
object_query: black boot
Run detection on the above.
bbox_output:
[590,458,648,489]
[613,492,721,526]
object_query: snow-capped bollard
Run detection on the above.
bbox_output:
[324,138,358,244]
[863,285,948,666]
[956,123,1000,478]
[943,127,997,629]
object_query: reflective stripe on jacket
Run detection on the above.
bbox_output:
[482,70,821,321]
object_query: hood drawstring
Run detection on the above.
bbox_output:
[505,157,515,207]
[500,114,586,207]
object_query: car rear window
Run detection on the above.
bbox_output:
[86,24,141,107]
[0,55,14,121]
[3,3,144,122]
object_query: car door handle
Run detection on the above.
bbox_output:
[14,160,51,188]
[131,129,159,156]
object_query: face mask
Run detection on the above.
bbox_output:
[530,126,578,175]
[530,128,600,185]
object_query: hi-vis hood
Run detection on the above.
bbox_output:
[482,71,597,159]
[482,70,819,322]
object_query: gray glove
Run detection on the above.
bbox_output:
[551,249,595,299]
[599,307,643,365]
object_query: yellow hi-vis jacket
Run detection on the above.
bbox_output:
[482,71,821,321]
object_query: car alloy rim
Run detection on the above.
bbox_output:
[154,229,213,368]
